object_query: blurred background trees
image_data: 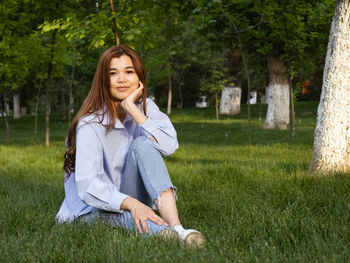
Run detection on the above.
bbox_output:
[0,0,335,144]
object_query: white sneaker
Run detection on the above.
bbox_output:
[173,225,206,248]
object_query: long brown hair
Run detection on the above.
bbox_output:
[63,44,147,176]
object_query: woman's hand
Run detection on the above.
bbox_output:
[119,82,147,125]
[120,82,144,111]
[121,197,168,234]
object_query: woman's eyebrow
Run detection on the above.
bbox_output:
[109,66,134,70]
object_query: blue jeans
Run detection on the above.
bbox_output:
[79,136,176,236]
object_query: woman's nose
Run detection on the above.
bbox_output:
[117,73,126,82]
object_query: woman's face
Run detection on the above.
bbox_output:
[109,55,140,102]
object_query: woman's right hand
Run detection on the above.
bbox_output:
[121,197,168,234]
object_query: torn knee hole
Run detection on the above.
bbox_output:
[154,187,177,210]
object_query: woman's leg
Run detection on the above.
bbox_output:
[154,189,181,227]
[79,136,178,236]
[121,136,181,228]
[122,137,205,247]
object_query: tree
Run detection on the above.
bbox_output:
[0,0,41,142]
[201,56,233,120]
[193,0,334,133]
[309,0,350,174]
[192,0,265,143]
[147,1,182,115]
[263,54,290,129]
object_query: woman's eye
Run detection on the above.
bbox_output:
[126,70,134,74]
[110,72,116,75]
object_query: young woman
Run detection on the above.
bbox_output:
[56,44,205,248]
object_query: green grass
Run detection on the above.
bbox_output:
[0,102,349,262]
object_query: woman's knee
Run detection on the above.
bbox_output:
[130,136,158,156]
[131,136,150,148]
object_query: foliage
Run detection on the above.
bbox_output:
[0,0,335,116]
[191,0,334,100]
[201,56,234,95]
[0,0,39,91]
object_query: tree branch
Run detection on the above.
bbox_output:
[110,0,120,46]
[224,13,264,34]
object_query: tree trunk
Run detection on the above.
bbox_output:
[60,80,66,121]
[167,69,172,115]
[68,79,75,125]
[109,0,120,46]
[264,55,290,130]
[259,90,263,121]
[215,92,219,120]
[287,70,295,137]
[3,89,10,144]
[13,93,20,119]
[178,83,184,132]
[309,0,350,173]
[238,44,252,145]
[34,80,42,135]
[229,19,253,144]
[46,29,56,147]
[68,53,77,125]
[165,16,172,115]
[278,0,295,137]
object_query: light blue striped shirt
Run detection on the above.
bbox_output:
[56,99,178,222]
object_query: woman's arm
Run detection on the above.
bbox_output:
[75,121,129,212]
[76,119,167,234]
[120,196,167,234]
[120,82,179,156]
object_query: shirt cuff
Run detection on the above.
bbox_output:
[117,193,130,212]
[139,117,155,136]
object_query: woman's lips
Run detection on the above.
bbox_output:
[116,86,129,91]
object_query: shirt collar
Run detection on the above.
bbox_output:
[100,110,133,129]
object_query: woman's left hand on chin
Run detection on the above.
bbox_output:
[120,82,144,111]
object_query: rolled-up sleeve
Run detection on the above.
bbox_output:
[138,99,179,156]
[75,121,129,213]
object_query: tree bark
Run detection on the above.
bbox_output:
[3,89,10,144]
[238,45,252,145]
[165,16,172,115]
[68,79,75,125]
[264,55,290,130]
[278,0,295,137]
[68,52,77,125]
[227,17,254,144]
[46,29,56,147]
[259,90,263,121]
[178,83,184,132]
[60,80,66,121]
[287,70,295,136]
[309,0,350,173]
[13,93,20,119]
[109,0,120,46]
[34,79,42,135]
[215,92,219,120]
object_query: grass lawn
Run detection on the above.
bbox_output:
[0,102,349,262]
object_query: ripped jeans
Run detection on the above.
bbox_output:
[79,136,176,236]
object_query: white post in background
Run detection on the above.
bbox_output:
[219,87,242,115]
[13,93,20,119]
